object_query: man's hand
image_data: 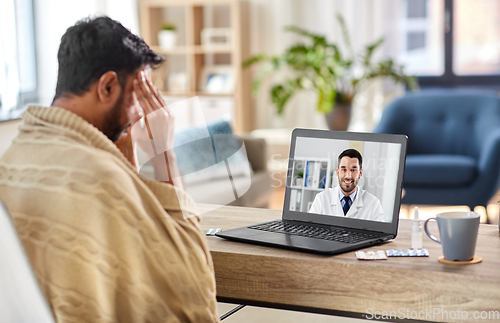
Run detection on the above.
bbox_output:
[115,70,183,189]
[133,71,176,153]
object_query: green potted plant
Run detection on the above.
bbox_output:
[295,171,304,187]
[243,14,418,131]
[158,23,177,50]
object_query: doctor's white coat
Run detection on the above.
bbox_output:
[309,186,385,222]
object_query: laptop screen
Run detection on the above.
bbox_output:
[283,129,407,234]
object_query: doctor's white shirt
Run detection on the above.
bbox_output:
[309,186,385,222]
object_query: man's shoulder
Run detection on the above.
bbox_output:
[359,189,382,204]
[3,135,134,186]
[9,108,129,176]
[315,188,334,200]
[65,147,136,188]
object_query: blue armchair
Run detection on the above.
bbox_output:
[374,91,500,221]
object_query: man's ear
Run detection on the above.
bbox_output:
[96,71,120,103]
[359,168,363,178]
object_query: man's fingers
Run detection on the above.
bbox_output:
[145,78,174,117]
[147,78,167,106]
[134,72,174,136]
[137,74,164,112]
[134,80,154,114]
[135,79,160,115]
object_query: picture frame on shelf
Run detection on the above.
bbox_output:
[168,72,189,93]
[201,28,232,46]
[199,65,234,94]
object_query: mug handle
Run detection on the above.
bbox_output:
[424,218,441,244]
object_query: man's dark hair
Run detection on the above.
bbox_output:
[338,149,363,168]
[53,16,164,101]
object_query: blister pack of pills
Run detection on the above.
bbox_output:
[206,228,222,236]
[355,250,387,260]
[386,249,429,257]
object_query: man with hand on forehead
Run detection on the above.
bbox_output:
[309,149,385,222]
[0,16,219,322]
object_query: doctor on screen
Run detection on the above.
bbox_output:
[309,149,385,222]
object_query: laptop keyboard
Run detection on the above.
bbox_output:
[248,220,378,244]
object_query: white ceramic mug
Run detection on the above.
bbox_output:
[424,211,480,261]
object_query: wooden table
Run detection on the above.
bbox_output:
[199,206,500,322]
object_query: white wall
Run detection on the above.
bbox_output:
[0,0,139,157]
[33,0,139,106]
[295,137,348,161]
[0,119,22,157]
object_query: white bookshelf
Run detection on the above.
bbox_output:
[289,157,334,212]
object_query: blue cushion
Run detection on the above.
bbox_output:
[404,155,477,187]
[173,120,252,185]
[375,91,500,158]
[174,120,234,173]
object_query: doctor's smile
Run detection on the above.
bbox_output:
[341,178,354,192]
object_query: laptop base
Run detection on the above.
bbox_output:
[216,219,393,255]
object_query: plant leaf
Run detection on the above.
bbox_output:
[336,14,354,58]
[269,78,302,115]
[363,38,384,66]
[251,63,274,94]
[284,25,327,47]
[242,54,268,68]
[317,86,336,114]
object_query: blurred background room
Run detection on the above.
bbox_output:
[2,1,500,322]
[1,0,500,221]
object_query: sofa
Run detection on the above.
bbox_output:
[374,90,500,221]
[182,133,272,208]
[140,120,272,208]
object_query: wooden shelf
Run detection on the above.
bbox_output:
[151,46,192,54]
[152,45,233,55]
[139,0,253,132]
[161,91,234,97]
[193,45,234,54]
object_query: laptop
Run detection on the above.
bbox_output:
[216,128,407,254]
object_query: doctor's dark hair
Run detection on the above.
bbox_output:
[53,16,164,101]
[338,149,363,168]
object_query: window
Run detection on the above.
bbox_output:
[386,0,445,77]
[0,0,37,120]
[407,31,426,51]
[407,0,427,18]
[453,0,500,76]
[387,0,500,88]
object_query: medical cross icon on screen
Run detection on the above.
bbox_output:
[130,97,252,215]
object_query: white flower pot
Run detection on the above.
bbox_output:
[158,30,177,50]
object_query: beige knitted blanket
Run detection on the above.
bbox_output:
[0,106,219,322]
